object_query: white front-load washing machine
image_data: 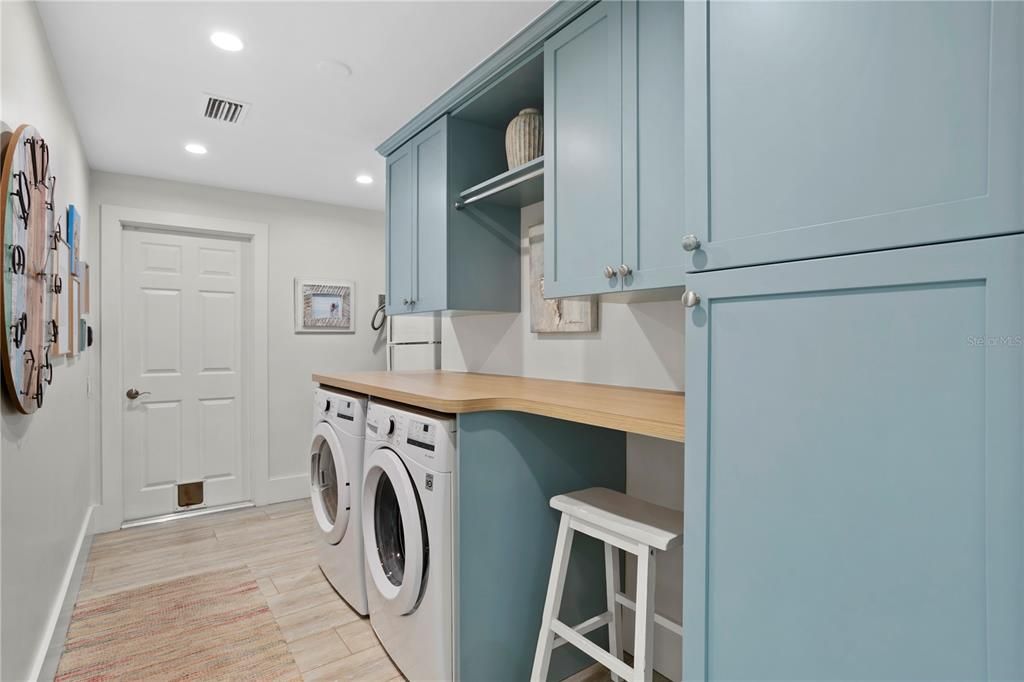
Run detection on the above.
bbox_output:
[310,386,368,615]
[361,399,456,681]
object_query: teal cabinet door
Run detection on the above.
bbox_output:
[620,0,686,291]
[683,236,1024,680]
[385,142,414,315]
[683,1,1022,271]
[543,1,623,298]
[411,117,448,313]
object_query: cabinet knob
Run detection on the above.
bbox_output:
[618,264,632,277]
[682,234,701,252]
[402,298,409,305]
[681,290,701,308]
[603,265,616,279]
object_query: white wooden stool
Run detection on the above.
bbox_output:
[531,487,683,682]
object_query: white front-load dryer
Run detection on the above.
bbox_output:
[361,400,456,681]
[310,386,368,615]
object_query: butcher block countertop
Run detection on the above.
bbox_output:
[313,370,684,443]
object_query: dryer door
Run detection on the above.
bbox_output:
[310,422,352,545]
[362,446,427,616]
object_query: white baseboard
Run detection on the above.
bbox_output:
[32,504,95,682]
[261,473,309,505]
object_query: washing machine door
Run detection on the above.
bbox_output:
[310,422,351,545]
[362,446,427,616]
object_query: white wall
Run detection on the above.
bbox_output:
[1,3,97,680]
[90,171,387,504]
[442,201,685,679]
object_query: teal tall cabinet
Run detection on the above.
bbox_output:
[683,237,1024,679]
[543,0,688,298]
[681,1,1024,679]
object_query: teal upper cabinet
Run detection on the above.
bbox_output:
[544,0,689,297]
[683,1,1023,271]
[385,143,415,316]
[411,120,448,313]
[384,116,520,315]
[621,0,687,291]
[543,1,623,298]
[683,235,1024,680]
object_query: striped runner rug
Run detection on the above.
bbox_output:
[56,566,300,681]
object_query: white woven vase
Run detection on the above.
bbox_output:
[505,107,543,170]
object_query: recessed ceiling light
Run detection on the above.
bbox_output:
[317,59,353,79]
[185,143,208,155]
[355,174,373,185]
[210,31,244,52]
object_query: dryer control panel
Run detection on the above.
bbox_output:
[313,386,367,437]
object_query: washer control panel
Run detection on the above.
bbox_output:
[366,400,456,473]
[407,419,436,451]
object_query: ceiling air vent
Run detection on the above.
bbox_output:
[201,94,249,124]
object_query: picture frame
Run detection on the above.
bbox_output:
[528,224,598,333]
[82,262,90,313]
[67,205,82,276]
[68,276,80,356]
[54,239,71,356]
[294,278,355,333]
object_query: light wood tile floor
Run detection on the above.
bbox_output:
[70,500,653,682]
[72,500,403,681]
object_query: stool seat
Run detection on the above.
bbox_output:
[550,487,683,551]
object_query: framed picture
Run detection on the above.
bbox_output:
[68,276,80,356]
[67,205,82,276]
[294,278,354,333]
[54,239,70,356]
[82,262,90,313]
[528,224,598,333]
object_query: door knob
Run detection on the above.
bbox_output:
[603,265,616,279]
[618,264,632,277]
[126,388,151,400]
[681,234,701,252]
[681,290,701,308]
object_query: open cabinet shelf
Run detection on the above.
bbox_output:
[455,156,544,210]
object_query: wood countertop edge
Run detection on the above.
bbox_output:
[313,373,685,443]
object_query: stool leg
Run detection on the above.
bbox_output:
[531,515,575,682]
[633,548,656,682]
[604,544,622,682]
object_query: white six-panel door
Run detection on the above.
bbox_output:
[122,228,248,520]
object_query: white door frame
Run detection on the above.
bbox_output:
[98,205,269,532]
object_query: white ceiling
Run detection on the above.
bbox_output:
[38,1,553,211]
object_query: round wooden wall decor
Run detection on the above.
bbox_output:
[0,124,57,413]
